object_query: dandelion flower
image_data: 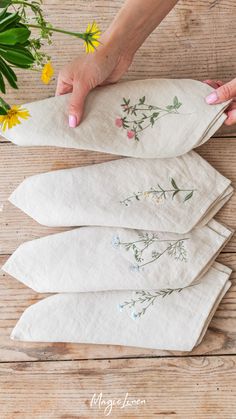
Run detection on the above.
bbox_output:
[83,21,101,53]
[41,62,54,85]
[0,105,30,132]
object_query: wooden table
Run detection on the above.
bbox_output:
[0,1,236,417]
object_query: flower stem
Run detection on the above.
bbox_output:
[26,24,85,39]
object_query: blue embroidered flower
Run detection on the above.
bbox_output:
[117,303,124,312]
[131,311,138,320]
[129,263,140,272]
[111,235,120,248]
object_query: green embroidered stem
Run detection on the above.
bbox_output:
[120,178,196,207]
[118,95,182,141]
[119,285,196,319]
[116,233,189,268]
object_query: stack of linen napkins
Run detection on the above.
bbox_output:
[1,78,234,351]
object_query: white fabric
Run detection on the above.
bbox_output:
[1,79,229,158]
[11,262,232,351]
[9,151,233,233]
[2,220,233,293]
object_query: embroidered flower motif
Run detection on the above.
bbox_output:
[117,304,124,312]
[127,130,135,139]
[115,117,123,128]
[111,235,120,248]
[129,263,140,272]
[120,178,196,207]
[116,95,182,141]
[114,231,189,270]
[119,286,196,319]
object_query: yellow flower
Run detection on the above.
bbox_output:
[0,105,30,132]
[83,21,101,53]
[41,62,54,84]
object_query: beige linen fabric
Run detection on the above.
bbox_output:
[2,220,233,293]
[9,151,233,233]
[1,79,229,159]
[11,262,232,351]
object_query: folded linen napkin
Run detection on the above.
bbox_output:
[9,151,233,233]
[2,220,233,293]
[1,79,229,159]
[11,262,232,351]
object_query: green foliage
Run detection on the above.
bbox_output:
[0,1,11,8]
[0,96,10,113]
[0,7,34,93]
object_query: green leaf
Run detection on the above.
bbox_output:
[184,191,193,202]
[171,178,178,190]
[0,70,5,93]
[0,45,34,67]
[0,7,7,19]
[166,105,174,111]
[0,27,31,45]
[0,96,10,111]
[0,0,11,8]
[0,12,21,33]
[0,106,7,114]
[0,56,18,89]
[152,112,159,118]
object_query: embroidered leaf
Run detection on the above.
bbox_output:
[172,190,179,199]
[184,191,193,202]
[139,96,145,104]
[171,178,179,190]
[166,105,174,111]
[173,96,178,107]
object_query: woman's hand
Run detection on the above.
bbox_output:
[56,0,179,127]
[56,37,133,127]
[205,78,236,126]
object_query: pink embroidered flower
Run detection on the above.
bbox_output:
[115,117,123,128]
[127,130,135,139]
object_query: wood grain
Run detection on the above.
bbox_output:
[0,253,235,362]
[0,356,236,418]
[0,1,236,416]
[0,138,235,255]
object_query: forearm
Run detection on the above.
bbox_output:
[102,0,179,56]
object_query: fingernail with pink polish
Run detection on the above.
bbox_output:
[69,115,77,128]
[205,91,218,104]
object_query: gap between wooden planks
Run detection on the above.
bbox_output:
[0,356,236,418]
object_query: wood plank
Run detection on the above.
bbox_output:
[0,0,235,137]
[0,138,235,254]
[0,252,235,362]
[0,356,236,418]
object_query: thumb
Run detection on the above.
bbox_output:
[205,78,236,105]
[68,81,90,127]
